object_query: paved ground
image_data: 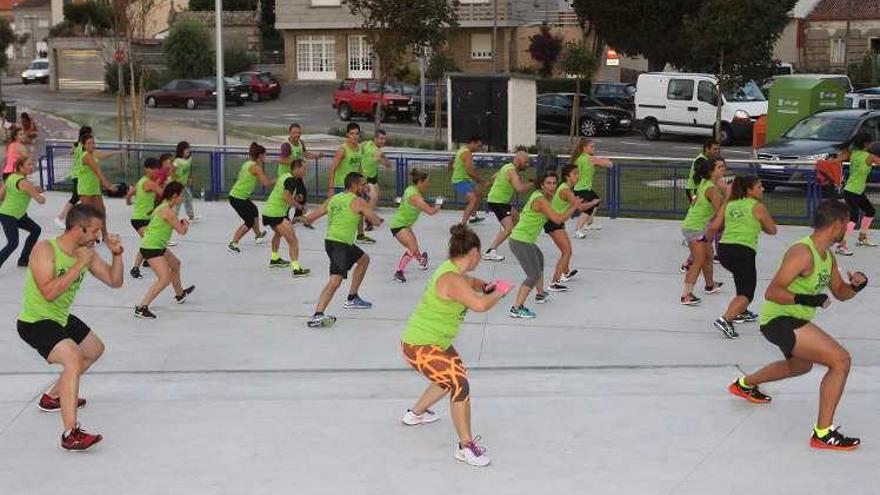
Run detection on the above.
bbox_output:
[1,194,879,494]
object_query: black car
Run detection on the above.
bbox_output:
[409,83,447,125]
[536,93,633,137]
[755,109,880,189]
[590,82,636,112]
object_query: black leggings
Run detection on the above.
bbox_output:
[0,213,41,268]
[68,178,80,205]
[843,191,875,223]
[718,243,757,302]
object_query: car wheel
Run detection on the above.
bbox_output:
[146,97,157,108]
[338,103,352,121]
[642,119,661,141]
[186,98,197,110]
[40,77,49,84]
[579,118,598,137]
[22,79,29,85]
[251,92,260,103]
[399,112,413,123]
[716,123,734,146]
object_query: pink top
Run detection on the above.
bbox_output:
[4,143,20,174]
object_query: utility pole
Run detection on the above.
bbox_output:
[491,0,498,73]
[214,0,226,146]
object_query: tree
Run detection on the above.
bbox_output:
[188,0,257,10]
[342,0,459,129]
[527,23,563,77]
[426,51,460,82]
[0,17,13,98]
[163,20,215,79]
[559,40,597,143]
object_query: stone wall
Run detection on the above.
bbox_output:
[804,19,880,72]
[170,10,261,55]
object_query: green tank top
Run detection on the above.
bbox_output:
[360,140,380,179]
[574,153,596,191]
[335,143,362,188]
[451,146,470,184]
[76,152,100,196]
[131,176,157,221]
[844,149,871,195]
[720,198,761,251]
[681,179,716,231]
[173,157,193,183]
[278,140,304,176]
[326,192,360,245]
[140,203,174,249]
[71,143,84,179]
[401,260,468,349]
[0,173,32,219]
[487,163,516,204]
[229,161,258,200]
[760,236,832,325]
[390,185,423,229]
[511,190,548,244]
[686,153,706,190]
[551,182,572,213]
[263,172,293,218]
[19,238,86,325]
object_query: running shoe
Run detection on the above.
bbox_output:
[393,270,407,283]
[344,295,373,309]
[535,292,551,304]
[857,236,878,247]
[291,267,311,278]
[189,215,203,223]
[482,249,505,261]
[38,394,86,412]
[269,258,290,268]
[713,317,739,339]
[547,282,569,292]
[509,305,536,319]
[365,223,374,232]
[560,269,578,283]
[727,379,771,404]
[134,305,156,319]
[418,252,429,270]
[142,259,150,268]
[680,293,702,306]
[586,222,602,231]
[810,426,860,451]
[574,229,587,239]
[61,426,102,451]
[255,230,267,244]
[16,259,28,267]
[166,240,177,247]
[227,242,241,253]
[679,263,688,274]
[732,310,759,324]
[704,282,724,294]
[468,216,485,224]
[53,217,65,230]
[356,234,376,245]
[835,245,854,256]
[130,267,142,279]
[713,255,720,264]
[307,314,337,328]
[455,436,490,467]
[175,285,195,304]
[401,409,440,426]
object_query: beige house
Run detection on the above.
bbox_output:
[773,0,823,68]
[803,0,880,73]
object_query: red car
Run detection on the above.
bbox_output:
[235,71,281,102]
[332,79,412,122]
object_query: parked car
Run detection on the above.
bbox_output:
[635,72,767,145]
[536,93,633,137]
[384,81,418,97]
[857,86,880,95]
[145,79,243,109]
[219,77,249,105]
[775,74,854,93]
[754,109,880,189]
[21,58,49,84]
[408,83,447,125]
[235,71,281,102]
[845,92,880,110]
[332,78,412,122]
[590,82,636,112]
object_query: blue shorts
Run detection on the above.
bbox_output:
[453,180,475,198]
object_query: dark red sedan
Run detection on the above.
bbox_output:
[235,71,281,102]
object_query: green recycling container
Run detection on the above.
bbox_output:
[766,76,845,143]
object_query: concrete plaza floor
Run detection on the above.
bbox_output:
[1,194,879,494]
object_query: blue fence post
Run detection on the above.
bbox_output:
[46,145,55,191]
[313,155,321,200]
[806,170,818,220]
[398,157,408,197]
[613,163,622,218]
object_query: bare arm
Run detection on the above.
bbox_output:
[592,156,614,168]
[30,241,91,301]
[283,189,304,210]
[869,153,880,166]
[828,256,863,301]
[18,178,46,205]
[88,234,124,288]
[328,147,344,191]
[409,192,440,215]
[144,179,164,199]
[754,202,777,235]
[436,272,504,313]
[159,205,189,235]
[352,197,382,226]
[83,154,114,190]
[509,169,532,193]
[303,200,329,225]
[462,150,482,183]
[250,163,273,189]
[533,195,582,225]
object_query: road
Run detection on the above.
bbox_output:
[5,82,755,159]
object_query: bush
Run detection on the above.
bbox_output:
[527,24,563,77]
[104,61,165,95]
[426,52,460,81]
[536,78,590,94]
[223,47,254,76]
[63,1,113,33]
[48,21,78,37]
[164,20,215,79]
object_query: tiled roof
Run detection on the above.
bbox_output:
[0,0,21,11]
[13,0,49,9]
[807,0,880,20]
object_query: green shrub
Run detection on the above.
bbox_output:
[188,0,257,9]
[535,78,590,95]
[104,61,165,94]
[164,20,215,79]
[224,47,254,76]
[62,1,113,33]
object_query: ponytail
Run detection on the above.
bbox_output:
[729,174,760,201]
[249,142,266,160]
[448,224,481,258]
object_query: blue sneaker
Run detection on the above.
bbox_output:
[344,295,373,309]
[509,305,536,319]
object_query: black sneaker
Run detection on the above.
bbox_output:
[713,317,739,339]
[468,216,485,224]
[227,242,241,253]
[547,282,569,292]
[810,426,860,451]
[393,270,407,283]
[681,293,702,306]
[130,267,143,279]
[291,267,311,278]
[727,379,771,404]
[269,258,289,268]
[704,282,724,294]
[16,259,28,267]
[307,314,337,328]
[175,285,195,304]
[134,306,156,319]
[142,259,150,268]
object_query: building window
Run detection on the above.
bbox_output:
[310,0,341,5]
[348,35,373,78]
[831,38,846,64]
[470,33,492,60]
[39,20,49,28]
[296,35,336,80]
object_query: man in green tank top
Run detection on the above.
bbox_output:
[731,200,868,451]
[279,123,322,176]
[360,129,390,231]
[16,204,124,451]
[685,139,720,203]
[483,151,532,262]
[450,136,487,225]
[304,172,384,328]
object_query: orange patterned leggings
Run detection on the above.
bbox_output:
[401,342,470,402]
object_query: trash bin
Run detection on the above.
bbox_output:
[1,99,17,124]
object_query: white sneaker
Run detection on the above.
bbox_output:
[53,217,65,230]
[455,437,490,467]
[401,409,440,426]
[166,239,177,247]
[574,229,587,239]
[189,215,203,223]
[559,269,578,283]
[255,231,267,244]
[586,222,602,231]
[481,249,505,261]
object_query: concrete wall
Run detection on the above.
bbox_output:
[804,19,880,72]
[12,3,52,72]
[775,19,802,67]
[171,10,261,54]
[507,76,536,151]
[48,36,115,91]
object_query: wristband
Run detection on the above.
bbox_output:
[794,293,828,308]
[852,271,868,292]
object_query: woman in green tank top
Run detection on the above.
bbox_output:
[390,168,442,283]
[680,158,725,306]
[54,127,93,229]
[227,143,272,253]
[711,175,778,338]
[0,157,46,269]
[135,182,195,319]
[509,172,586,319]
[839,132,880,253]
[260,159,310,277]
[544,165,599,291]
[570,138,613,236]
[77,136,119,243]
[128,157,164,280]
[400,224,511,467]
[173,141,200,222]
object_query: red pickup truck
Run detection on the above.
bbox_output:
[332,78,413,122]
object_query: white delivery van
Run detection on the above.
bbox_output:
[635,72,768,145]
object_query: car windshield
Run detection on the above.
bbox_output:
[578,95,606,107]
[723,81,766,102]
[784,115,857,141]
[29,61,48,70]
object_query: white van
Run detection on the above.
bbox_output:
[635,72,768,145]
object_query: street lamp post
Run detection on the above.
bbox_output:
[214,0,226,146]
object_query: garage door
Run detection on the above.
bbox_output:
[57,49,104,90]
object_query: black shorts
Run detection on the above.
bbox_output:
[390,226,408,237]
[18,315,92,361]
[488,202,512,222]
[229,197,258,227]
[140,248,166,260]
[718,243,757,301]
[263,215,287,228]
[131,219,150,232]
[366,176,378,185]
[574,189,600,215]
[843,190,876,222]
[68,178,80,205]
[325,239,364,278]
[760,316,808,359]
[543,220,565,234]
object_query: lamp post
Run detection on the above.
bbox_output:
[214,0,225,146]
